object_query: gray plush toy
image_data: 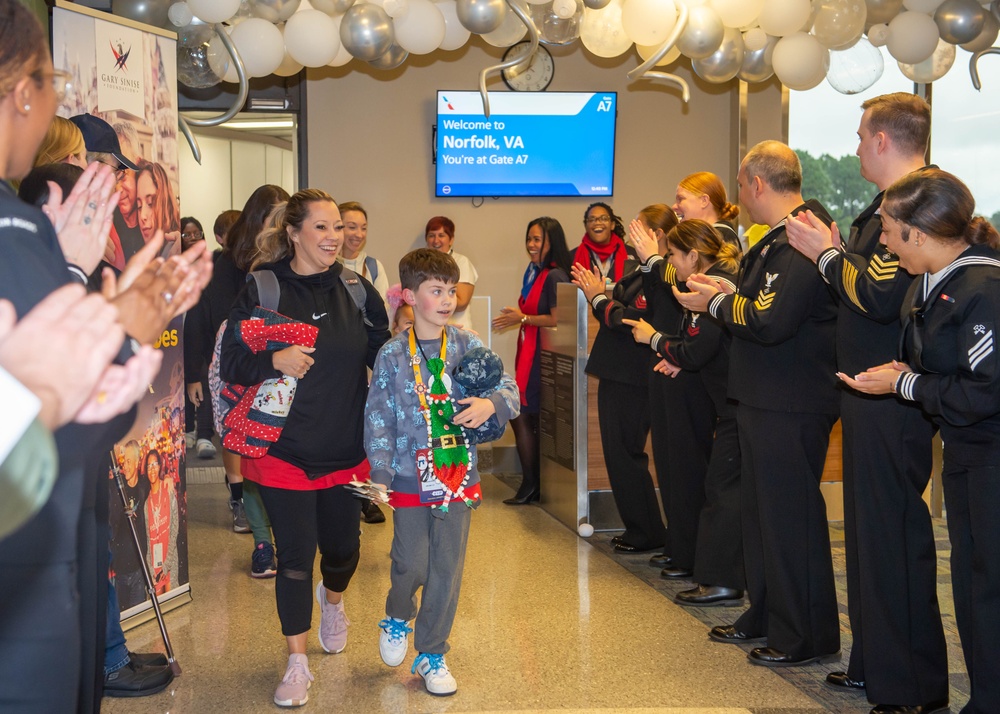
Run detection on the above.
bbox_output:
[451,346,506,444]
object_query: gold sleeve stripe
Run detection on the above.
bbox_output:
[867,254,899,282]
[753,291,775,311]
[732,295,748,326]
[842,261,868,313]
[664,263,677,286]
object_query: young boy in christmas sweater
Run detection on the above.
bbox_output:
[363,249,519,696]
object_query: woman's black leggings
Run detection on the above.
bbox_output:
[256,483,362,636]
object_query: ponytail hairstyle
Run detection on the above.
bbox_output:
[679,171,740,223]
[227,184,291,271]
[253,188,337,269]
[526,216,572,274]
[882,168,1000,250]
[584,201,626,239]
[638,203,679,236]
[666,219,741,274]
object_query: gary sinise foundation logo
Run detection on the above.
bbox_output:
[110,39,131,72]
[101,38,140,93]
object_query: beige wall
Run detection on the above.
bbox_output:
[306,40,783,369]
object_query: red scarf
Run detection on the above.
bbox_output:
[573,233,627,282]
[515,267,550,408]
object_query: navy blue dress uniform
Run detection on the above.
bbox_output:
[815,183,947,704]
[586,256,667,551]
[645,259,743,589]
[894,245,1000,714]
[706,200,840,661]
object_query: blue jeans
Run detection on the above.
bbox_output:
[104,550,129,675]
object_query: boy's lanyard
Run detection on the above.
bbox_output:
[408,328,447,421]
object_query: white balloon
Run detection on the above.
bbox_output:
[743,26,768,50]
[207,31,240,82]
[812,0,868,49]
[168,2,194,26]
[284,9,340,66]
[274,49,304,75]
[898,36,956,80]
[435,0,472,49]
[328,15,355,65]
[709,0,764,29]
[867,22,890,44]
[637,41,682,63]
[826,35,884,93]
[758,0,812,36]
[887,10,940,63]
[553,0,578,17]
[229,17,285,75]
[481,4,528,45]
[902,0,945,11]
[383,0,410,15]
[772,31,830,89]
[394,0,447,53]
[580,0,634,57]
[189,0,242,23]
[622,0,678,46]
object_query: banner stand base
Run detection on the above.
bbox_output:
[121,584,192,631]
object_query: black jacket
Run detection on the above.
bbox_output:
[183,250,247,379]
[585,258,652,387]
[220,256,390,475]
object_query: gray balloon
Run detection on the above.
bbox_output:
[112,0,171,28]
[961,8,999,51]
[864,0,903,27]
[250,0,301,23]
[934,0,987,44]
[340,3,394,61]
[311,0,358,13]
[457,0,506,35]
[738,34,777,82]
[993,0,1000,25]
[369,43,409,69]
[678,6,725,60]
[583,0,612,8]
[692,26,745,84]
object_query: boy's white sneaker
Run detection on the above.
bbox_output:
[316,582,349,653]
[274,653,313,707]
[411,653,457,696]
[378,617,413,667]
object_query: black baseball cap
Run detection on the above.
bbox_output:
[69,114,140,172]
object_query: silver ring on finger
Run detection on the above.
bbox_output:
[83,215,92,225]
[161,291,174,305]
[88,201,98,210]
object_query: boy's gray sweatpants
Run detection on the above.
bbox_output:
[385,504,472,654]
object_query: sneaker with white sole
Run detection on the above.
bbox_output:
[251,542,277,578]
[316,582,349,653]
[230,499,250,533]
[378,617,412,667]
[411,653,457,696]
[196,438,217,459]
[184,431,196,449]
[274,653,313,707]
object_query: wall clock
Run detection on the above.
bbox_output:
[501,42,555,92]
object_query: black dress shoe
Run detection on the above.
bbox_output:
[826,671,866,690]
[104,660,174,698]
[869,701,949,714]
[648,553,672,568]
[675,585,744,606]
[361,500,386,524]
[748,647,841,667]
[709,625,766,644]
[614,541,661,554]
[611,535,625,546]
[128,651,168,667]
[503,488,539,505]
[660,566,694,579]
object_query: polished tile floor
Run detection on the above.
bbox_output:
[105,474,968,714]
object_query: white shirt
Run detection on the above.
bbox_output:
[449,250,479,333]
[341,250,389,313]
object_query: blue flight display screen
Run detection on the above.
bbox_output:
[435,91,617,197]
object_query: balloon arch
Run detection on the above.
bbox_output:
[116,0,1000,100]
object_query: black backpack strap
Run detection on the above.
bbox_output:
[249,270,280,311]
[340,267,372,326]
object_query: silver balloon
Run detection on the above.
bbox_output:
[993,0,1000,25]
[960,8,999,50]
[369,43,409,68]
[583,0,612,8]
[249,0,301,22]
[738,33,777,82]
[457,0,507,34]
[177,22,223,88]
[934,0,987,43]
[864,0,903,26]
[692,26,745,83]
[113,0,171,27]
[340,3,395,61]
[677,6,724,60]
[311,0,358,13]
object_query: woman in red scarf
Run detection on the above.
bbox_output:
[573,202,629,284]
[491,218,571,504]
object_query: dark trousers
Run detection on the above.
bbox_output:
[840,392,947,705]
[257,483,362,636]
[598,378,665,549]
[77,452,111,713]
[942,459,1000,714]
[692,414,743,589]
[184,378,214,440]
[650,370,715,569]
[734,405,839,659]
